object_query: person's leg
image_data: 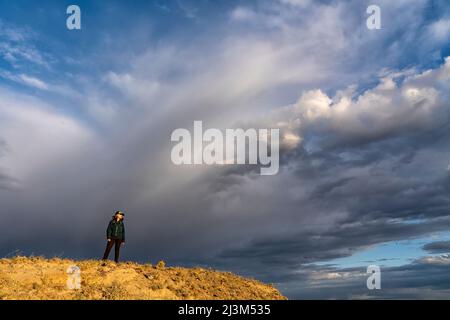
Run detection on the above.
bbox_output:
[102,240,114,260]
[114,239,122,263]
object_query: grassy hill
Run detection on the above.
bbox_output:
[0,256,286,300]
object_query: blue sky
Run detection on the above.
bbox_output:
[316,231,450,268]
[1,0,450,299]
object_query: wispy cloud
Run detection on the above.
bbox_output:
[18,74,49,90]
[0,20,50,69]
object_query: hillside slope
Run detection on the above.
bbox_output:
[0,257,286,300]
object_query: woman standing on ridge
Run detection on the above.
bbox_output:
[102,211,125,263]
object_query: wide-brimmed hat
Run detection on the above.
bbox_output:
[114,210,125,216]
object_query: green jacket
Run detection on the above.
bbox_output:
[107,219,125,241]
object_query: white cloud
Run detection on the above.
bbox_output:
[0,89,93,180]
[428,18,450,42]
[0,35,49,68]
[263,57,450,150]
[278,0,311,8]
[18,74,49,90]
[419,254,450,266]
[230,7,257,22]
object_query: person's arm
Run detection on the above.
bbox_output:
[122,223,125,243]
[106,221,113,240]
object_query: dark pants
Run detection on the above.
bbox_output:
[102,239,122,262]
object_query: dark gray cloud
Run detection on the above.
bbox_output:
[0,172,16,190]
[0,140,17,190]
[423,241,450,254]
[285,255,450,299]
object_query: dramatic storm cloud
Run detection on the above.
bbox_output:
[0,0,450,298]
[423,241,450,253]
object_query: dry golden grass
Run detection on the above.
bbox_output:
[0,256,286,300]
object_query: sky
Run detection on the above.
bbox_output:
[1,0,450,299]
